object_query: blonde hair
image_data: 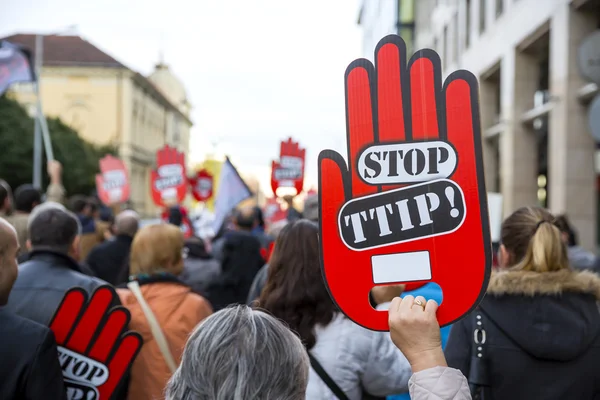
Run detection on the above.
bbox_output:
[500,206,569,272]
[130,223,184,275]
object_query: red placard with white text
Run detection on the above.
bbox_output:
[150,145,187,207]
[263,197,287,231]
[318,35,491,331]
[270,138,305,195]
[95,156,130,206]
[189,169,214,202]
[49,286,142,399]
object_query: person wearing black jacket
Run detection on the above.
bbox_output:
[0,217,66,399]
[6,203,110,325]
[86,210,139,286]
[445,206,600,400]
[207,207,264,311]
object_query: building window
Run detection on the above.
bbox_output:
[495,0,503,18]
[465,0,472,48]
[479,0,486,34]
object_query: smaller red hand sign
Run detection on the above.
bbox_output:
[271,137,306,195]
[49,286,142,400]
[95,155,130,206]
[151,145,187,207]
[189,169,214,202]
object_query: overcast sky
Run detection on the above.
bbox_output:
[0,0,363,195]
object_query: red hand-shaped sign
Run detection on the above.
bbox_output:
[319,35,491,330]
[263,197,287,231]
[95,155,130,206]
[49,286,142,399]
[151,145,187,207]
[189,169,214,202]
[271,137,306,195]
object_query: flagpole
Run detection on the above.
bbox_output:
[32,34,43,189]
[32,33,56,189]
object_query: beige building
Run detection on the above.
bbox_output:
[360,0,599,251]
[3,34,193,217]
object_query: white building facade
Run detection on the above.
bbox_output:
[358,0,417,58]
[359,0,600,251]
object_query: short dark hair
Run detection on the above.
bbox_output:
[554,214,578,247]
[69,195,89,214]
[168,206,183,227]
[253,206,265,229]
[29,205,81,253]
[235,207,255,230]
[14,184,42,213]
[87,197,99,214]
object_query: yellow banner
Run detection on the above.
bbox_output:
[198,159,223,212]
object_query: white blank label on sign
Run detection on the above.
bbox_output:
[371,251,432,284]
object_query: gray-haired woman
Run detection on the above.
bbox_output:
[165,305,309,400]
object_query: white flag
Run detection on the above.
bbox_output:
[212,157,253,233]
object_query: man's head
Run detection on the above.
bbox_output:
[282,194,295,206]
[87,197,100,219]
[115,210,140,238]
[0,218,19,305]
[168,206,184,227]
[0,180,12,213]
[553,214,577,247]
[252,206,265,229]
[14,184,42,213]
[28,202,82,261]
[234,207,255,231]
[303,194,318,223]
[69,195,92,216]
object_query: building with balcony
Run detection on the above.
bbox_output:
[359,0,600,251]
[2,33,193,217]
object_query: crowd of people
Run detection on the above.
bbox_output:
[0,161,600,399]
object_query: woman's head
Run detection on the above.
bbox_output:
[258,219,335,349]
[130,223,184,275]
[499,206,569,272]
[165,305,309,400]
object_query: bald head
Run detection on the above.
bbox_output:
[0,217,18,305]
[115,210,139,237]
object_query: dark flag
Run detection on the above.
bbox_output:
[0,40,35,96]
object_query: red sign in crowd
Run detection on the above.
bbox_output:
[270,137,306,196]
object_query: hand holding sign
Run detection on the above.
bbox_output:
[49,286,142,400]
[151,145,187,207]
[96,156,130,206]
[319,35,491,330]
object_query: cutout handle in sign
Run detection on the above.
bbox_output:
[318,34,492,331]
